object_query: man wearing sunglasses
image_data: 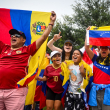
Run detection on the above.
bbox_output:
[0,11,56,110]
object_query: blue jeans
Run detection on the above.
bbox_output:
[35,101,43,110]
[24,105,32,110]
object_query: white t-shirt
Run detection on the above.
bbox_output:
[68,64,83,94]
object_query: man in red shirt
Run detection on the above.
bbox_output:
[0,11,56,110]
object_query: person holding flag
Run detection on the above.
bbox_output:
[36,51,64,110]
[0,11,56,110]
[85,26,110,110]
[60,49,92,110]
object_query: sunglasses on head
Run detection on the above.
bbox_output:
[10,34,21,38]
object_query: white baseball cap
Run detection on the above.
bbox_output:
[50,51,61,58]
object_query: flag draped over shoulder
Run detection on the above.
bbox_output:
[87,26,110,46]
[60,60,93,95]
[0,8,51,105]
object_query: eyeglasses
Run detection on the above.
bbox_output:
[10,34,21,38]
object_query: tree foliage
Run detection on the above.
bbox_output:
[72,0,110,28]
[47,19,85,53]
[47,0,110,53]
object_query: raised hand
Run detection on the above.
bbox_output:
[50,11,56,24]
[86,26,91,30]
[53,32,62,41]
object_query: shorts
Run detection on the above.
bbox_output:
[0,87,28,110]
[46,87,62,100]
[64,91,85,110]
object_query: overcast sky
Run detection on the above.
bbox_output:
[0,0,75,21]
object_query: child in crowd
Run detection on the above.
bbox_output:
[60,49,92,110]
[36,51,64,110]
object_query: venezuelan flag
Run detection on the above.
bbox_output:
[60,60,93,108]
[34,57,49,109]
[25,57,49,106]
[87,26,110,46]
[0,8,51,105]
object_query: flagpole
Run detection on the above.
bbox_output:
[86,30,89,45]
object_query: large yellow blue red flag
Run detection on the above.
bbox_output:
[87,26,110,46]
[0,8,51,104]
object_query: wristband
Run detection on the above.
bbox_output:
[53,38,56,42]
[49,23,54,26]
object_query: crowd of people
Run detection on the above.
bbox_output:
[0,11,110,110]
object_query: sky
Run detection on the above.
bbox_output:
[0,0,75,22]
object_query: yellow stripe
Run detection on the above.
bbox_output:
[29,11,51,73]
[25,11,51,105]
[90,26,110,31]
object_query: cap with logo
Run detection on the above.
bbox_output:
[9,29,26,39]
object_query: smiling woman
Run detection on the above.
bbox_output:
[64,49,85,110]
[72,49,83,65]
[47,32,74,61]
[36,51,64,110]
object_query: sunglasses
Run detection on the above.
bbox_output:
[10,34,21,38]
[65,43,72,46]
[100,46,109,50]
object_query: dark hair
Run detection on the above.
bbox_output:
[96,53,110,65]
[62,45,74,62]
[73,49,83,57]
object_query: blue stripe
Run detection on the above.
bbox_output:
[94,61,110,76]
[37,69,45,86]
[10,9,32,46]
[89,30,110,38]
[85,76,93,92]
[32,68,38,76]
[62,81,69,98]
[60,74,64,81]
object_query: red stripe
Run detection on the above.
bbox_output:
[89,38,110,46]
[23,69,38,86]
[83,51,92,64]
[93,65,110,84]
[39,91,46,109]
[0,8,13,45]
[34,86,42,101]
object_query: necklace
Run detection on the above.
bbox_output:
[52,64,61,69]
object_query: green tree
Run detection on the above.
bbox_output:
[47,19,85,53]
[47,0,110,53]
[72,0,110,28]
